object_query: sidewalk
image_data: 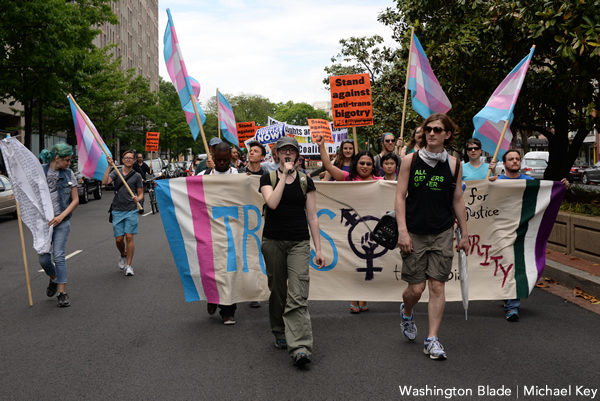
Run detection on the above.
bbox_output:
[541,249,600,312]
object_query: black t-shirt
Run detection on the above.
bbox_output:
[259,172,316,241]
[133,162,150,180]
[243,165,267,176]
[406,155,454,234]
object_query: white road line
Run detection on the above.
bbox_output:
[37,250,82,273]
[66,250,82,259]
[143,212,153,217]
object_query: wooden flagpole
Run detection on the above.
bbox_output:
[15,202,33,306]
[191,95,213,164]
[352,127,358,154]
[486,119,511,178]
[399,26,415,148]
[216,88,221,139]
[67,94,142,210]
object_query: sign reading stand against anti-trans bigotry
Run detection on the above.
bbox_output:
[330,73,374,128]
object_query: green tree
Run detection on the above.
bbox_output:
[0,0,116,150]
[273,101,329,125]
[324,36,407,153]
[376,0,600,179]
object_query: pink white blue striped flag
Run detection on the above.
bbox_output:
[217,91,239,146]
[68,96,112,181]
[473,46,535,158]
[163,9,206,141]
[408,33,452,118]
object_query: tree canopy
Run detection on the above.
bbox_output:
[326,0,600,179]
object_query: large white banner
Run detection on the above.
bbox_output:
[155,176,565,304]
[0,137,54,254]
[267,117,349,155]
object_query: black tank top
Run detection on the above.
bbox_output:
[406,154,454,234]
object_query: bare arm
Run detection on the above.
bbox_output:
[452,159,469,252]
[315,136,346,181]
[395,153,413,253]
[305,190,324,268]
[102,156,114,185]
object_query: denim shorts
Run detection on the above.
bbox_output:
[112,209,139,237]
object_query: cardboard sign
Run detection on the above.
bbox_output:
[330,73,373,128]
[236,122,257,149]
[307,118,334,143]
[145,132,160,152]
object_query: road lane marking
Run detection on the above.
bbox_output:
[66,250,82,260]
[143,212,153,217]
[38,249,83,272]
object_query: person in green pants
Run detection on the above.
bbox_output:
[259,136,325,368]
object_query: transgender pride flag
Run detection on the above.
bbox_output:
[473,46,535,159]
[407,33,452,118]
[68,96,112,181]
[217,91,239,147]
[163,9,206,141]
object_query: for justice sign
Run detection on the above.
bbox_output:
[329,73,373,128]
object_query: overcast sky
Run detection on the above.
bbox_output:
[158,0,397,108]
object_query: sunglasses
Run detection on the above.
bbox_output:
[467,147,481,151]
[358,161,373,166]
[423,126,446,134]
[384,139,395,143]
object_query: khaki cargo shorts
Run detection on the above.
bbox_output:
[400,227,454,284]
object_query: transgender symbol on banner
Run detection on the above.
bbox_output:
[407,33,452,119]
[473,46,535,159]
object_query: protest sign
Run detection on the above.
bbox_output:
[308,119,334,143]
[145,132,160,152]
[330,73,373,128]
[267,117,348,155]
[236,122,257,149]
[255,123,285,145]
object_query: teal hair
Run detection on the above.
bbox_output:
[39,143,73,164]
[381,132,394,142]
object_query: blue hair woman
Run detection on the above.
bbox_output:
[39,143,79,307]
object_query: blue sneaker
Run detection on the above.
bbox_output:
[423,336,447,360]
[293,352,311,368]
[274,338,287,349]
[400,303,417,341]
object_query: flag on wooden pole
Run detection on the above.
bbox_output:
[473,46,535,159]
[163,8,206,141]
[68,96,112,181]
[407,33,452,118]
[217,91,239,146]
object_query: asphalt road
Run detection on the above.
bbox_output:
[1,194,599,401]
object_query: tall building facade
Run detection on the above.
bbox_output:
[93,0,159,92]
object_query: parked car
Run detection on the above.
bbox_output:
[145,158,167,179]
[75,171,102,204]
[521,151,548,179]
[0,174,17,218]
[581,162,600,185]
[569,163,587,182]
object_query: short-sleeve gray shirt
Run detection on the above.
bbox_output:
[109,169,143,211]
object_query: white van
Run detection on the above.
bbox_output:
[521,151,548,179]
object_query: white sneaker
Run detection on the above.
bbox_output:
[125,265,134,276]
[118,256,127,270]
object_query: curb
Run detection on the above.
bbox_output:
[544,259,600,299]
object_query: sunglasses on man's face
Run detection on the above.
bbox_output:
[467,147,481,151]
[384,138,395,143]
[423,126,446,134]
